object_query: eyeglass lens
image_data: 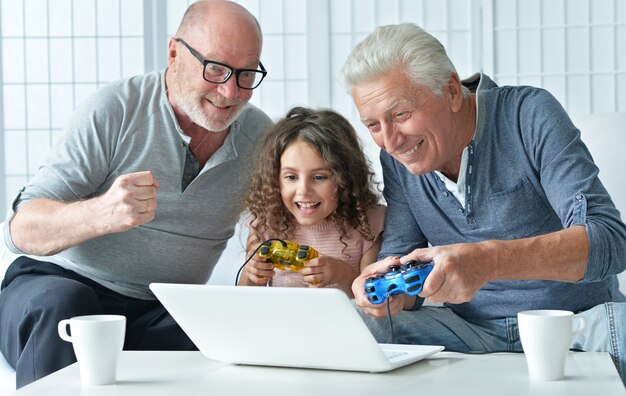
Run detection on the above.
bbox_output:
[204,62,264,89]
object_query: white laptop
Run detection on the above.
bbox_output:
[149,283,444,373]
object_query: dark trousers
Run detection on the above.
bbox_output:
[0,257,197,388]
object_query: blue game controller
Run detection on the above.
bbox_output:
[364,261,434,304]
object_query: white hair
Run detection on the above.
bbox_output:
[340,23,468,97]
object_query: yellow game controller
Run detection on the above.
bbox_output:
[258,240,319,272]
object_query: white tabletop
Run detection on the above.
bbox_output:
[10,350,626,395]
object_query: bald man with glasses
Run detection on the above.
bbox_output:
[0,0,272,388]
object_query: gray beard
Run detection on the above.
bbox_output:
[171,72,245,132]
[174,92,243,132]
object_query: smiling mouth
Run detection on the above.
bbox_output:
[206,98,231,109]
[204,94,243,110]
[296,202,320,213]
[396,140,424,158]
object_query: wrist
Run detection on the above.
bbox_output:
[403,295,421,311]
[476,239,504,282]
[83,195,110,236]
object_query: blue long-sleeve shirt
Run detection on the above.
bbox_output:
[379,73,626,319]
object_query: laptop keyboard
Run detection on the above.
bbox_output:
[384,350,409,360]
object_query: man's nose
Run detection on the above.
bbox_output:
[216,75,239,99]
[381,123,402,153]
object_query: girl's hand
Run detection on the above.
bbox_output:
[300,255,358,295]
[240,256,275,286]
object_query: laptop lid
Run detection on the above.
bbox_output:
[149,283,443,372]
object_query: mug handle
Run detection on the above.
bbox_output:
[58,319,73,342]
[572,315,586,336]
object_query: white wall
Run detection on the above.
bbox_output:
[571,113,626,289]
[1,0,624,285]
[0,3,625,388]
[207,221,248,286]
[3,0,625,213]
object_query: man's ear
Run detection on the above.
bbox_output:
[167,38,178,68]
[447,73,463,113]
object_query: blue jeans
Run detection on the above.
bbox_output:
[357,302,625,385]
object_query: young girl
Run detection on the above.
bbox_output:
[239,106,385,296]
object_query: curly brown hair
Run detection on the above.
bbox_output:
[244,106,381,251]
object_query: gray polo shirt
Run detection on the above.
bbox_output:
[5,70,273,299]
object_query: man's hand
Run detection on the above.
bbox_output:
[10,171,160,256]
[400,226,590,303]
[401,242,495,304]
[94,171,160,233]
[352,257,407,318]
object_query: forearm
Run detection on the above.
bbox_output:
[10,197,112,256]
[485,225,588,283]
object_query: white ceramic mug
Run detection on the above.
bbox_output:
[517,309,585,381]
[58,314,126,386]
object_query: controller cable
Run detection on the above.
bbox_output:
[385,293,396,344]
[234,238,287,286]
[238,241,396,346]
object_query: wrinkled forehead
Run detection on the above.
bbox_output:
[352,74,423,119]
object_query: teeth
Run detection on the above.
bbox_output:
[397,142,421,158]
[298,202,319,208]
[205,96,232,109]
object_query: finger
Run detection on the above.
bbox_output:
[424,277,456,303]
[353,281,379,308]
[303,273,322,285]
[399,248,432,265]
[419,265,444,299]
[299,265,323,276]
[133,185,159,201]
[137,198,157,213]
[244,265,273,284]
[389,295,405,313]
[126,171,159,187]
[362,256,401,277]
[354,256,401,297]
[353,282,368,305]
[247,263,275,277]
[257,269,276,279]
[302,258,322,270]
[248,274,266,285]
[307,280,323,288]
[250,256,276,270]
[371,296,403,317]
[116,172,159,199]
[136,199,150,214]
[253,273,272,283]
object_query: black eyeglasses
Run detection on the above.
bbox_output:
[174,38,267,90]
